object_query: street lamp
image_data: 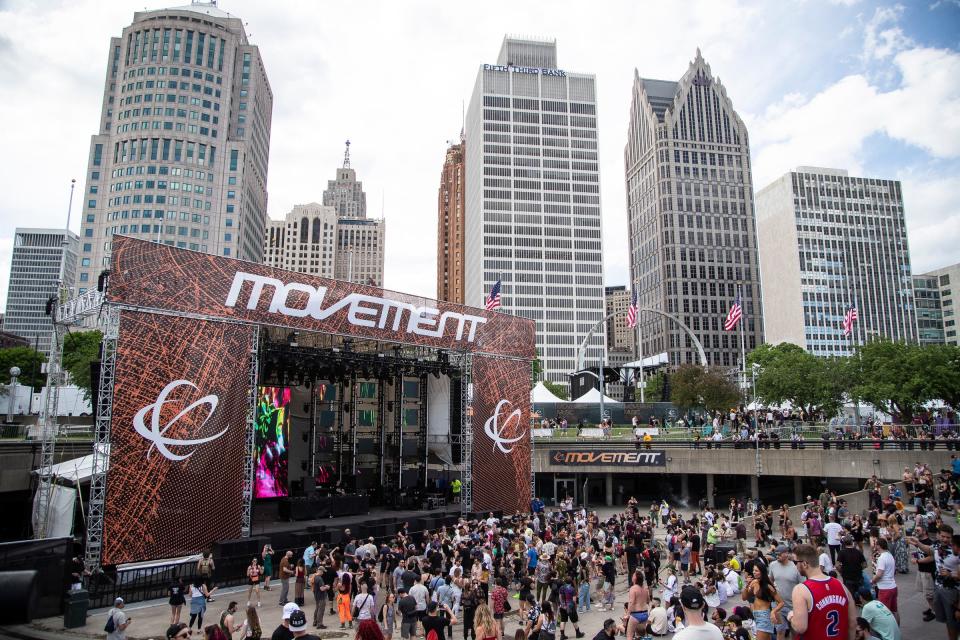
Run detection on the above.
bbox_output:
[7,367,21,424]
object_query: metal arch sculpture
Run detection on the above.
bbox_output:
[575,307,708,372]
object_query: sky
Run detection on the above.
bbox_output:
[0,0,959,309]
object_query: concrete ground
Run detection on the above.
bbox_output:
[3,509,942,640]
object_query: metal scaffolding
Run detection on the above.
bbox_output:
[83,303,118,569]
[458,353,473,516]
[240,326,260,539]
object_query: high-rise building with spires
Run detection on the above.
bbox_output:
[264,142,385,286]
[75,2,273,291]
[464,37,605,386]
[624,49,763,368]
[437,140,465,303]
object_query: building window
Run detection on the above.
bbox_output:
[223,247,231,256]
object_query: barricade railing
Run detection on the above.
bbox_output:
[535,437,960,450]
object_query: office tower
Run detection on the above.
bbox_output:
[604,285,635,399]
[437,140,466,303]
[624,50,762,368]
[756,167,916,355]
[919,262,960,346]
[4,228,79,356]
[75,2,273,291]
[464,37,605,385]
[913,274,945,345]
[263,204,339,278]
[604,286,636,352]
[265,147,385,286]
[321,144,385,286]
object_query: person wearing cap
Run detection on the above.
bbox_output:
[106,597,131,640]
[272,603,301,640]
[768,545,801,640]
[287,608,322,639]
[671,585,722,639]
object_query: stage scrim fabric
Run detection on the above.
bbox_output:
[471,356,531,513]
[102,311,253,564]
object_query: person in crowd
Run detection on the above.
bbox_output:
[278,551,295,607]
[106,597,132,640]
[273,603,301,640]
[672,586,722,640]
[169,577,186,625]
[741,562,783,640]
[871,538,899,625]
[247,557,263,608]
[788,544,856,640]
[190,578,212,632]
[262,544,275,591]
[166,622,189,639]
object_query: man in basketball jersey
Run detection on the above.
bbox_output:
[788,543,857,640]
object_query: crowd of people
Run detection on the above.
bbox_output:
[100,457,960,640]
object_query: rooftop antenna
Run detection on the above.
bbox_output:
[343,139,351,168]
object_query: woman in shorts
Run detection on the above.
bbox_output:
[246,558,262,608]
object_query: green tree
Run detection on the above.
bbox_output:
[746,342,847,419]
[850,339,929,422]
[0,347,47,389]
[642,372,665,401]
[62,330,102,400]
[670,364,740,414]
[921,343,960,410]
[542,380,569,401]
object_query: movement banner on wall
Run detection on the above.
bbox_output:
[471,356,531,513]
[102,311,253,564]
[108,236,534,359]
[548,450,667,467]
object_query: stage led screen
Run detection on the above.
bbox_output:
[254,386,291,498]
[103,311,253,564]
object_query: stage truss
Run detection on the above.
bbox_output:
[241,326,261,538]
[455,352,473,516]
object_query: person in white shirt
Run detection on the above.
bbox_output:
[823,516,845,565]
[871,538,899,624]
[818,546,834,574]
[672,586,722,639]
[661,567,678,603]
[106,598,132,640]
[647,599,669,636]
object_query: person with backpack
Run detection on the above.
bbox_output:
[105,597,132,640]
[423,601,457,640]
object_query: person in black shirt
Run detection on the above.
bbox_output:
[397,587,419,640]
[422,602,457,640]
[835,536,866,603]
[911,524,937,621]
[591,617,617,640]
[625,537,641,579]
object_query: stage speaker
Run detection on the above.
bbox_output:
[0,570,38,624]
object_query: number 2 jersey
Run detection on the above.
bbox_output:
[799,576,849,640]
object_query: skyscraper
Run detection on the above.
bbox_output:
[756,167,916,355]
[917,262,959,346]
[263,203,339,277]
[74,2,273,290]
[265,146,385,286]
[464,37,605,385]
[913,274,945,345]
[4,228,78,356]
[437,140,465,303]
[624,50,762,368]
[323,143,385,286]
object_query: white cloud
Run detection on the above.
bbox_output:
[862,4,913,61]
[748,44,960,187]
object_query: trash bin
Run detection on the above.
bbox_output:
[63,589,89,629]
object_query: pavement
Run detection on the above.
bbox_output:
[1,510,943,640]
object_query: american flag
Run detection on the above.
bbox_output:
[723,294,743,331]
[485,280,502,311]
[842,305,859,336]
[626,289,638,328]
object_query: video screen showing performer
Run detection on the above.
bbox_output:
[254,386,291,498]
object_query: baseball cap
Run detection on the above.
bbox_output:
[282,602,301,620]
[680,585,705,609]
[775,544,790,554]
[114,597,124,605]
[289,609,308,632]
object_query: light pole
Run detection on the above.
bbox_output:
[7,367,21,424]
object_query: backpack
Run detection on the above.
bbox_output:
[737,573,745,591]
[104,612,116,633]
[426,628,440,640]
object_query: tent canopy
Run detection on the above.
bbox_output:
[531,382,567,404]
[572,387,621,404]
[33,445,108,484]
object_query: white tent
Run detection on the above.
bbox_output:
[33,445,109,485]
[572,387,621,404]
[531,382,567,404]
